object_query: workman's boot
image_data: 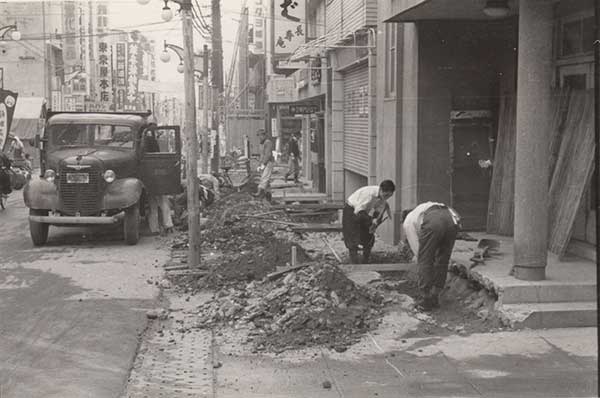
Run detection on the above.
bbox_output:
[415,296,435,312]
[349,249,359,264]
[362,247,371,264]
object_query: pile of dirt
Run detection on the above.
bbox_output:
[193,262,384,352]
[170,190,311,290]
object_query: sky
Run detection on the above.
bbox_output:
[106,0,245,84]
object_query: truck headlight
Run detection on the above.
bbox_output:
[103,169,116,183]
[43,169,56,182]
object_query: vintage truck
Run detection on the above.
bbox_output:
[23,111,182,246]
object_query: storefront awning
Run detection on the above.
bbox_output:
[9,97,46,140]
[386,0,517,22]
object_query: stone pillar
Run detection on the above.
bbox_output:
[513,0,553,281]
[330,52,345,202]
[368,29,378,185]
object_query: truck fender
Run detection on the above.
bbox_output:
[102,178,144,210]
[23,179,59,210]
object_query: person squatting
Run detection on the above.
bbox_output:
[342,180,395,264]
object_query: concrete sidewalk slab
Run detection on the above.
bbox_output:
[213,307,597,398]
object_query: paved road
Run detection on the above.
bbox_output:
[0,192,169,398]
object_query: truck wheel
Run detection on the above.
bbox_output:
[30,209,49,246]
[123,202,140,245]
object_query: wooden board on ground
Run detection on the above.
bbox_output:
[271,192,329,202]
[271,202,345,210]
[291,223,343,233]
[339,263,414,273]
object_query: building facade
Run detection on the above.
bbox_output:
[382,0,596,280]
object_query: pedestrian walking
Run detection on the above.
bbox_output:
[284,132,301,183]
[342,180,395,264]
[253,129,274,201]
[402,202,461,311]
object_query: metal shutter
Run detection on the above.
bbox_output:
[343,65,369,175]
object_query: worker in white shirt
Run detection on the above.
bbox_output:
[402,202,461,311]
[342,180,395,264]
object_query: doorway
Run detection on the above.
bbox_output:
[450,112,493,230]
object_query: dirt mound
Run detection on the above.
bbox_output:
[193,262,384,352]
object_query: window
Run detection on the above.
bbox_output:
[559,14,594,58]
[385,23,397,97]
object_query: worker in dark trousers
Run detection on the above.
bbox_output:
[402,202,461,311]
[342,180,395,264]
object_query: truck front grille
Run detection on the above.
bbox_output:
[59,168,101,216]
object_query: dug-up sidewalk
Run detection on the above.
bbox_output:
[123,287,597,398]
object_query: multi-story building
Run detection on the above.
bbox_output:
[0,2,63,105]
[381,0,596,278]
[266,0,377,199]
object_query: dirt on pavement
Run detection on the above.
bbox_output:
[164,187,506,354]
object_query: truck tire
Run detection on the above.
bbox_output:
[29,209,49,246]
[123,202,140,245]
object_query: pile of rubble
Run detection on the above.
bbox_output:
[192,262,384,352]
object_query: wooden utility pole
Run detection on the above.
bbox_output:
[181,0,201,266]
[202,44,210,174]
[211,0,224,173]
[239,7,249,111]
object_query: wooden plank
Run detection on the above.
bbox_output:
[291,223,343,233]
[271,202,345,210]
[272,192,328,199]
[548,90,595,256]
[339,263,414,273]
[266,263,312,280]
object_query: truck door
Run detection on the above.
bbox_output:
[140,125,182,195]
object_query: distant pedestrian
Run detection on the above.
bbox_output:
[342,180,395,264]
[284,132,301,183]
[402,202,461,311]
[253,129,274,201]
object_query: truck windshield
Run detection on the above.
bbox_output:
[48,124,135,150]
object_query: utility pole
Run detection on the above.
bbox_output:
[211,0,224,173]
[202,44,210,174]
[239,7,249,111]
[181,0,201,266]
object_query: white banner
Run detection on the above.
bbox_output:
[273,0,306,55]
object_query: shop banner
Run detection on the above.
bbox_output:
[273,0,305,55]
[0,89,18,152]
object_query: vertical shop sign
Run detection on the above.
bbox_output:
[0,89,18,152]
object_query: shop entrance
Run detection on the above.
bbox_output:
[450,111,494,231]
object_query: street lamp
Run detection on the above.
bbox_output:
[161,40,205,77]
[161,1,174,22]
[0,23,21,41]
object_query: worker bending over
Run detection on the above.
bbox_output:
[402,202,461,311]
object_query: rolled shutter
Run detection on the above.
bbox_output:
[343,65,369,176]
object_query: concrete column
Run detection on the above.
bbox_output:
[513,0,553,281]
[367,29,378,185]
[401,23,419,211]
[330,52,345,201]
[301,115,311,181]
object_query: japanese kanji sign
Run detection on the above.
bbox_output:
[0,89,18,152]
[273,0,305,55]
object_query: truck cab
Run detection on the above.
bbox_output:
[23,111,182,245]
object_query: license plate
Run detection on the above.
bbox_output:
[66,172,89,184]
